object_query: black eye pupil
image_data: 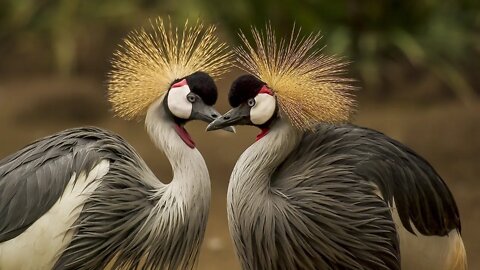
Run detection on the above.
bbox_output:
[248,99,255,106]
[188,95,196,102]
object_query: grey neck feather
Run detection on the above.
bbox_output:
[145,97,210,198]
[143,97,211,245]
[227,119,301,269]
[229,119,301,196]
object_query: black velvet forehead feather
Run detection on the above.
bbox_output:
[228,74,265,107]
[184,71,218,106]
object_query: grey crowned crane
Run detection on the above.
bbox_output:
[208,25,466,270]
[0,18,232,269]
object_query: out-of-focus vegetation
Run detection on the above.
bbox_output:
[1,0,479,103]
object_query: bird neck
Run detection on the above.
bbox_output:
[145,98,210,199]
[230,119,302,194]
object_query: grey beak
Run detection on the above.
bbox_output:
[190,102,235,133]
[207,105,251,132]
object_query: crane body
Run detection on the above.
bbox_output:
[0,99,212,269]
[226,120,400,269]
[225,119,465,269]
[0,17,232,269]
[207,24,466,270]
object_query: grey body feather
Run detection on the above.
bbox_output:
[229,120,460,270]
[0,126,209,270]
[343,125,460,236]
[0,128,113,243]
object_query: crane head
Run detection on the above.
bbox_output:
[107,17,234,148]
[207,74,276,140]
[165,71,234,126]
[162,71,234,148]
[107,17,233,121]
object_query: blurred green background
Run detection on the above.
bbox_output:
[0,0,479,269]
[1,0,479,101]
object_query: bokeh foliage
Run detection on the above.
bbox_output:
[1,0,479,102]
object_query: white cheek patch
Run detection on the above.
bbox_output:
[167,85,192,119]
[250,93,276,125]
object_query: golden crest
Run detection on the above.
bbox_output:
[108,18,233,119]
[235,24,355,130]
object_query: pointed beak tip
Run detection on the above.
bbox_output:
[206,123,216,132]
[224,126,236,133]
[206,119,235,133]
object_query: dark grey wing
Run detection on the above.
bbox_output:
[0,127,114,242]
[331,124,461,236]
[271,133,400,270]
[290,124,460,236]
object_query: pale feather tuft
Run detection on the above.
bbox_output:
[235,24,356,130]
[108,18,233,120]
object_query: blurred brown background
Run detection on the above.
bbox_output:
[0,0,479,269]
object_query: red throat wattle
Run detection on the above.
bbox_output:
[256,128,270,141]
[174,124,196,149]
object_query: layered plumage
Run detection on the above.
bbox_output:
[227,122,400,270]
[1,127,208,269]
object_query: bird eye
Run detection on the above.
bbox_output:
[187,94,196,103]
[247,98,256,107]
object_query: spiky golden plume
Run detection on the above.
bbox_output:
[235,24,356,130]
[108,18,233,119]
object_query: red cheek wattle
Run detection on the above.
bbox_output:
[172,79,187,88]
[259,85,273,96]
